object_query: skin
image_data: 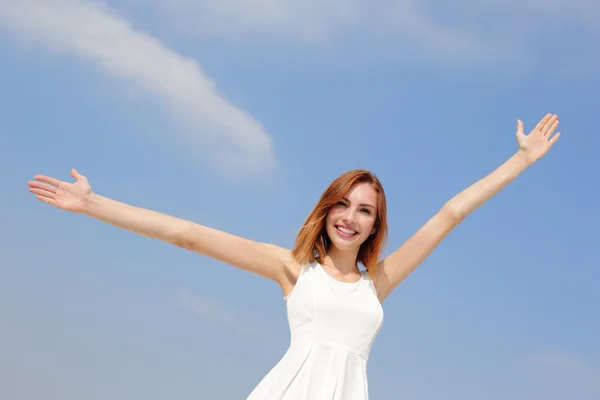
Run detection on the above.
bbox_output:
[28,114,561,304]
[321,183,378,284]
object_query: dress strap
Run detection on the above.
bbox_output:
[283,261,314,300]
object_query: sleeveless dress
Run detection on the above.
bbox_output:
[247,260,384,399]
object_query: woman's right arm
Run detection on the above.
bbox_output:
[28,169,296,285]
[84,193,292,281]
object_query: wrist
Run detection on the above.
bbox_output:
[515,149,535,169]
[82,191,99,215]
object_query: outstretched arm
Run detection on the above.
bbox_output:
[28,169,294,286]
[374,114,562,303]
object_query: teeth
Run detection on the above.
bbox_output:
[337,226,356,235]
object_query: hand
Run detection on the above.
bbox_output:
[28,168,92,213]
[516,113,561,164]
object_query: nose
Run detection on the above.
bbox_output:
[342,208,357,224]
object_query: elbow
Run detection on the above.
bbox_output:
[171,220,195,250]
[439,203,464,226]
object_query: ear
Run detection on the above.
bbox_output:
[370,227,377,235]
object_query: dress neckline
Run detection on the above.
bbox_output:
[316,261,364,286]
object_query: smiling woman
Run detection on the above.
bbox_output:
[292,170,388,277]
[27,114,562,399]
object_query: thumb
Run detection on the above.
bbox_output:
[516,119,524,136]
[70,168,86,182]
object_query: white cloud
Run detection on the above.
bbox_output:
[121,0,599,69]
[0,0,277,176]
[130,0,363,44]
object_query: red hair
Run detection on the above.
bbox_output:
[291,169,388,270]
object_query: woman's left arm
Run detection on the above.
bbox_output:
[374,113,562,303]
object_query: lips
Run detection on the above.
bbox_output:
[335,225,358,238]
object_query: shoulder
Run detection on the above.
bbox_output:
[366,264,386,301]
[260,243,304,280]
[262,244,308,295]
[259,243,297,266]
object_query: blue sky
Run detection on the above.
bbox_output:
[1,1,599,399]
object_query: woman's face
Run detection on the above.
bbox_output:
[325,182,378,253]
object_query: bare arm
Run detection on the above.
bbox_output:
[28,169,295,286]
[83,193,292,281]
[374,114,562,302]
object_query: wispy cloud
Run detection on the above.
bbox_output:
[128,0,491,57]
[126,0,599,69]
[0,0,277,176]
[128,0,363,44]
[175,288,277,343]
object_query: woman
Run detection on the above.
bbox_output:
[28,114,561,399]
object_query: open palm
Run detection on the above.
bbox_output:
[516,113,561,164]
[28,168,92,213]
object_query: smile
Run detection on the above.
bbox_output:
[335,225,358,238]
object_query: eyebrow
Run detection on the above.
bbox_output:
[341,197,376,209]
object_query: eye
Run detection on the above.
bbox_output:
[336,201,347,207]
[361,208,372,215]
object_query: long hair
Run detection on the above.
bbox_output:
[291,169,388,270]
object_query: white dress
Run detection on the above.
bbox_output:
[247,260,384,399]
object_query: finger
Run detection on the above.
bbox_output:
[549,131,561,146]
[34,175,61,187]
[545,119,559,137]
[71,168,83,181]
[542,114,558,134]
[29,187,56,198]
[36,195,58,207]
[516,119,524,136]
[28,181,57,193]
[535,113,552,131]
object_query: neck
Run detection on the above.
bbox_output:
[322,246,360,275]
